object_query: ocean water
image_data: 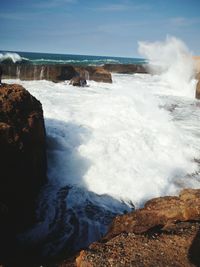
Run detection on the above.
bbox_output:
[2,37,200,257]
[0,50,146,65]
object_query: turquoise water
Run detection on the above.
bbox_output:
[0,50,146,65]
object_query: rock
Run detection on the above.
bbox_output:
[74,189,200,267]
[0,83,47,234]
[1,64,112,83]
[70,77,87,87]
[103,63,148,74]
[75,66,112,83]
[195,72,200,99]
[84,66,112,83]
[1,64,78,81]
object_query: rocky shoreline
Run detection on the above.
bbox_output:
[0,61,200,266]
[0,63,147,84]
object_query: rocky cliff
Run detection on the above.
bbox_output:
[70,189,200,267]
[0,83,47,262]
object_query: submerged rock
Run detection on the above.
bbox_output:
[72,189,200,267]
[0,83,47,261]
[70,77,87,87]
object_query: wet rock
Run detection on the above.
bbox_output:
[74,189,200,267]
[195,72,200,99]
[1,64,112,83]
[75,66,112,83]
[70,77,87,87]
[0,83,47,261]
[103,63,148,74]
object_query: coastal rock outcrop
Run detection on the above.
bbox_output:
[73,189,200,267]
[193,56,200,99]
[1,63,112,83]
[75,66,112,83]
[0,83,47,235]
[1,64,78,82]
[103,63,148,74]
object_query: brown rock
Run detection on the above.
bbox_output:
[195,72,200,99]
[75,189,200,267]
[76,66,112,83]
[0,83,47,233]
[103,63,148,74]
[1,64,112,83]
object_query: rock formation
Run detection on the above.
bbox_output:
[1,63,112,83]
[72,189,200,267]
[1,64,78,82]
[0,83,47,261]
[193,57,200,99]
[103,63,147,74]
[195,72,200,99]
[74,66,112,83]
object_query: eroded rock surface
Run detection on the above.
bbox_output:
[73,189,200,267]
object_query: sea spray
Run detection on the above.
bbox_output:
[0,52,24,63]
[138,36,196,97]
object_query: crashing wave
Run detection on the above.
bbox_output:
[0,52,28,63]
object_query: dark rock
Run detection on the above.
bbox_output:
[103,63,148,74]
[0,83,47,233]
[70,77,87,87]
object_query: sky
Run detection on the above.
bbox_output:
[0,0,200,57]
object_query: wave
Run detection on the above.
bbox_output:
[138,36,195,98]
[0,52,29,63]
[30,58,121,65]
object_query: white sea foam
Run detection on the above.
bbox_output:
[4,73,200,207]
[3,38,200,210]
[0,52,24,63]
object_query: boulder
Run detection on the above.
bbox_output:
[0,83,47,234]
[103,63,148,74]
[70,77,87,87]
[73,189,200,267]
[84,66,112,83]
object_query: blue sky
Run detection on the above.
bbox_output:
[0,0,200,57]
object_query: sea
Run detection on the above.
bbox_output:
[1,37,200,260]
[0,50,146,65]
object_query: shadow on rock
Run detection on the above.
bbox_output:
[189,228,200,266]
[9,119,131,267]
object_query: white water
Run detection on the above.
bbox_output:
[3,36,200,254]
[5,74,200,206]
[0,52,23,63]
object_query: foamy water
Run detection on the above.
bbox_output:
[3,36,200,255]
